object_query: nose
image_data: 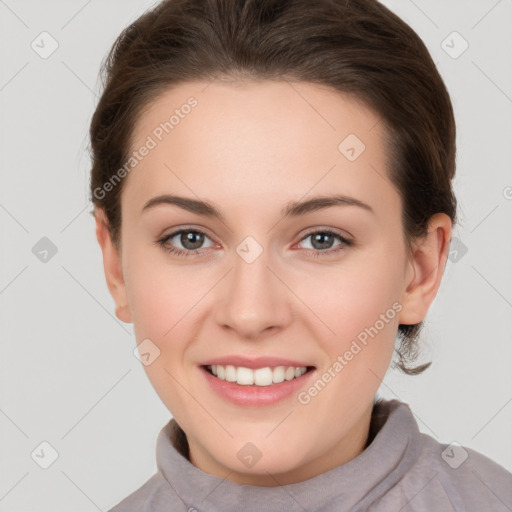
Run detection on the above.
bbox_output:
[213,247,293,339]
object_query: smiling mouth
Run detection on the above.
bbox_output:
[202,364,315,387]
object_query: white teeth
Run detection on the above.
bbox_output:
[208,364,308,386]
[237,367,254,385]
[254,367,273,386]
[225,365,237,382]
[285,367,296,381]
[273,366,285,384]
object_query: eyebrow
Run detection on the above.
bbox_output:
[141,193,375,219]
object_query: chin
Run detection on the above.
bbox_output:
[219,442,308,479]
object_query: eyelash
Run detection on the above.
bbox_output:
[156,228,353,258]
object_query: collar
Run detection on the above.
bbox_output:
[155,399,421,511]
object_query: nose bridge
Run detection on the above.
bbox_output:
[215,239,292,337]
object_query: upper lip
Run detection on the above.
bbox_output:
[200,356,314,370]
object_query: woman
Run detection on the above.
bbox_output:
[90,0,512,510]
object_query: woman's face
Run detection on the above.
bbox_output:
[99,80,431,485]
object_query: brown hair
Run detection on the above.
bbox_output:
[89,0,457,375]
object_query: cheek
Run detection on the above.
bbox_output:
[298,267,401,415]
[303,265,401,334]
[128,275,178,337]
[123,246,201,339]
[292,246,404,365]
[124,246,219,359]
[124,250,208,408]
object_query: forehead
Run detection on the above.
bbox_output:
[125,80,399,219]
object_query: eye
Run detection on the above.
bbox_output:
[297,229,353,257]
[156,228,215,256]
[156,227,353,258]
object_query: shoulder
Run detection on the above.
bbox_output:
[400,433,512,511]
[107,473,187,512]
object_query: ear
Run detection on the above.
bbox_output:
[398,213,452,325]
[94,208,132,323]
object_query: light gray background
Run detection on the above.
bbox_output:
[0,0,511,510]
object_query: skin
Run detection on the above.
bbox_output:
[95,80,451,486]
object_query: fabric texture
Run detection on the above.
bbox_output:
[108,399,512,511]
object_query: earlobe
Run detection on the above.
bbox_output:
[94,208,133,324]
[398,213,452,325]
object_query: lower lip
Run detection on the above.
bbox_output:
[200,366,316,407]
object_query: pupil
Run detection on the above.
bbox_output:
[313,233,333,250]
[182,231,204,250]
